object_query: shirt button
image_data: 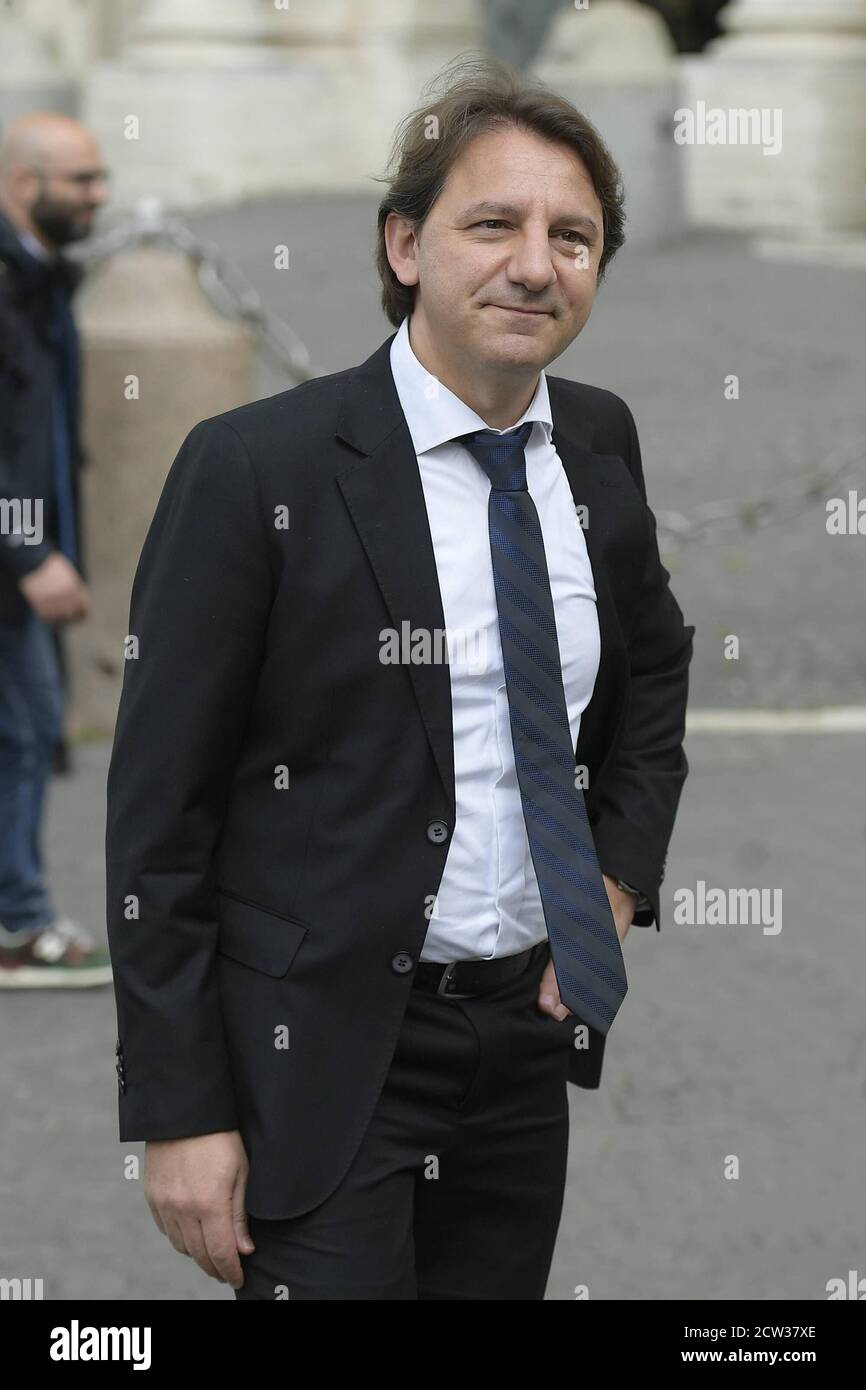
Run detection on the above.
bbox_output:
[426,819,450,845]
[391,952,415,975]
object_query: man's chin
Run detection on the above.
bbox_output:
[474,333,549,371]
[58,216,99,245]
[69,219,97,243]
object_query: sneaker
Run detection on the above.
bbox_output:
[0,914,113,988]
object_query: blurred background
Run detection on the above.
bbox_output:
[1,0,864,1301]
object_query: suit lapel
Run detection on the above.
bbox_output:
[335,336,629,817]
[552,427,630,792]
[336,336,457,816]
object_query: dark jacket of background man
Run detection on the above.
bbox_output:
[0,207,87,627]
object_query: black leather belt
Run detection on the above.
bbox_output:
[413,940,549,998]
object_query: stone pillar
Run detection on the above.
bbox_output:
[680,0,866,243]
[0,0,77,126]
[82,0,302,209]
[268,0,483,195]
[66,247,255,735]
[534,0,684,246]
[83,0,138,64]
[353,0,484,181]
[121,0,282,65]
[83,0,486,207]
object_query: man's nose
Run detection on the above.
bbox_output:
[507,235,557,290]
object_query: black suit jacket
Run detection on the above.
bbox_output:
[106,332,694,1219]
[0,209,86,625]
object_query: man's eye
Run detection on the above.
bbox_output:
[473,221,587,245]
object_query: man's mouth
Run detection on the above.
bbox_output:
[491,304,550,317]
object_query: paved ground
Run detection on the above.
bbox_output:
[2,204,864,1300]
[2,730,863,1300]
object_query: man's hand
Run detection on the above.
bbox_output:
[536,873,636,1020]
[143,1130,255,1289]
[18,551,90,625]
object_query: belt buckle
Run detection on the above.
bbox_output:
[436,961,459,996]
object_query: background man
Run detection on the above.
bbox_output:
[0,113,111,988]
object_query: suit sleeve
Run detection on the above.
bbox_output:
[593,402,695,930]
[106,416,274,1140]
[0,306,54,579]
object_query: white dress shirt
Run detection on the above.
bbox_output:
[389,315,602,962]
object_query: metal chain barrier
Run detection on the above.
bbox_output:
[73,197,322,383]
[654,438,864,546]
[73,200,863,547]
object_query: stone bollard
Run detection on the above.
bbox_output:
[67,246,255,736]
[0,2,77,127]
[680,0,866,242]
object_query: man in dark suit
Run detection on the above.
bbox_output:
[106,58,694,1300]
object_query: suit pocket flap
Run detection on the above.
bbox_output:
[215,889,308,977]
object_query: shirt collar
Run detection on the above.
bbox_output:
[16,227,57,265]
[389,314,554,457]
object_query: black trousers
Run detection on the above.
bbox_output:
[235,941,573,1300]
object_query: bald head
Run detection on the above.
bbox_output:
[0,112,108,249]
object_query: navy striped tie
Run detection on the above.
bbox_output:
[456,422,628,1034]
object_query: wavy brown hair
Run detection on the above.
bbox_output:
[373,53,626,328]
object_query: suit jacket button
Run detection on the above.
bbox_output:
[426,819,450,845]
[391,952,414,975]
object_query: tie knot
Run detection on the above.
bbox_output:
[456,420,533,491]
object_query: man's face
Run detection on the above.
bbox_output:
[395,125,605,379]
[27,143,109,246]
